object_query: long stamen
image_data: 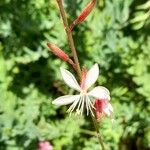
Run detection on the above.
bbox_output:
[76,95,83,113]
[87,96,94,116]
[67,98,79,113]
[81,96,85,115]
[88,96,95,109]
[85,96,89,116]
[76,96,83,115]
[67,94,95,116]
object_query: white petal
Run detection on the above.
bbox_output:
[103,108,111,117]
[85,63,99,89]
[104,103,113,117]
[60,68,81,91]
[52,95,80,105]
[88,86,110,100]
[103,103,113,117]
[107,103,113,112]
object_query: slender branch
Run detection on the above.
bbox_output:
[80,129,97,136]
[56,0,105,149]
[91,114,105,150]
[56,0,82,79]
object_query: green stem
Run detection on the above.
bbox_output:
[56,0,82,79]
[80,129,97,136]
[91,114,105,150]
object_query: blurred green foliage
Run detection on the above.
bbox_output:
[0,0,150,149]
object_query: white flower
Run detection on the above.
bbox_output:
[52,64,110,115]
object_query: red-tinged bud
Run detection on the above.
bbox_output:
[47,43,69,61]
[95,99,113,121]
[47,43,76,69]
[70,0,96,30]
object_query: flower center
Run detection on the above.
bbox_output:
[81,89,87,95]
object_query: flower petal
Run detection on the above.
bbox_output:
[52,95,80,105]
[103,103,113,117]
[85,63,99,89]
[60,68,81,91]
[88,86,110,100]
[107,103,113,112]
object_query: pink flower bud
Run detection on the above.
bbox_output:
[70,0,96,30]
[95,99,113,121]
[38,141,53,150]
[47,43,76,69]
[47,43,69,61]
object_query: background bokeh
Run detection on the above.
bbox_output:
[0,0,150,149]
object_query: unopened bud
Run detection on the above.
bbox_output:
[47,43,69,61]
[70,0,96,30]
[94,99,102,121]
[94,99,113,122]
[47,43,76,69]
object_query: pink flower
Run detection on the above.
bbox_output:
[95,99,113,121]
[38,141,53,150]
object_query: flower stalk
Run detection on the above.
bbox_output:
[56,0,81,79]
[55,0,106,149]
[91,113,105,150]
